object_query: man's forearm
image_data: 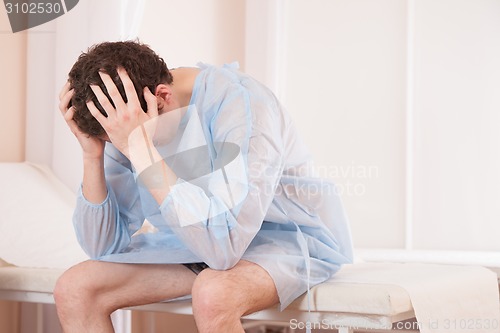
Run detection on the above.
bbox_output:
[82,156,107,204]
[131,146,177,206]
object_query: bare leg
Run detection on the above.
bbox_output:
[192,260,279,333]
[54,260,196,333]
[55,260,280,333]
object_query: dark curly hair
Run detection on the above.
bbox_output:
[68,41,173,136]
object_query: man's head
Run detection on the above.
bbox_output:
[69,41,173,136]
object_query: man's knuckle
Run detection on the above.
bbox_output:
[108,89,121,100]
[123,80,134,91]
[99,99,112,109]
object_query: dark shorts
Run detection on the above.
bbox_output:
[183,262,209,275]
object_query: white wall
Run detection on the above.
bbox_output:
[283,0,407,248]
[412,0,500,251]
[278,0,500,251]
[0,8,26,162]
[138,0,245,69]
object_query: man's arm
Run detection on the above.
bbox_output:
[59,81,108,204]
[59,82,143,258]
[73,146,145,259]
[82,156,107,204]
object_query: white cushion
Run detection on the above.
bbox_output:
[288,265,412,315]
[0,264,412,316]
[0,162,88,269]
[0,266,63,293]
[3,263,498,318]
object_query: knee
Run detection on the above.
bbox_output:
[191,269,240,322]
[54,261,101,315]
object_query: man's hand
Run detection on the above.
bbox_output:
[59,81,106,160]
[86,67,159,159]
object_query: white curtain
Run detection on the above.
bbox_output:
[121,0,146,41]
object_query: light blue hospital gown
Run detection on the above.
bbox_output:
[73,63,353,310]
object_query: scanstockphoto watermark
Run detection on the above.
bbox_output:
[391,318,500,331]
[3,0,79,33]
[289,318,500,331]
[289,319,374,331]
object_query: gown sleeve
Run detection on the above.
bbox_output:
[73,145,145,259]
[159,82,285,270]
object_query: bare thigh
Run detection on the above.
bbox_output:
[57,260,197,311]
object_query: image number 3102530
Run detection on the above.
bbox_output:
[3,0,79,33]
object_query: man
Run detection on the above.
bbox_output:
[55,41,353,333]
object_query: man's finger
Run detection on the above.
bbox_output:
[143,87,159,118]
[59,89,74,115]
[117,67,141,108]
[98,71,127,111]
[86,100,108,126]
[63,106,85,135]
[59,81,71,101]
[90,84,117,119]
[63,105,75,122]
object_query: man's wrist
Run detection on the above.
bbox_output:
[82,151,105,162]
[129,145,162,175]
[82,153,107,204]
